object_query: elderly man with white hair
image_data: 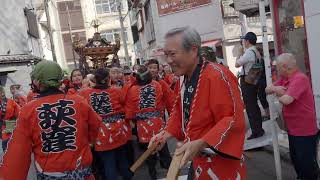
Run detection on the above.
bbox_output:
[266,53,319,180]
[149,27,246,180]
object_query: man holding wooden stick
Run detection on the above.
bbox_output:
[148,27,247,179]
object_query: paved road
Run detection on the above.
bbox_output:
[132,147,297,180]
[245,147,296,180]
[1,141,297,180]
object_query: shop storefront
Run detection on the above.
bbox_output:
[273,0,311,77]
[273,0,320,123]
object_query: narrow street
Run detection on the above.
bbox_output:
[131,147,296,180]
[1,140,296,180]
[0,0,319,179]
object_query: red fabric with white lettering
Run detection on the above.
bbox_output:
[165,63,246,179]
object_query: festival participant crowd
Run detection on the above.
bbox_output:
[0,56,181,180]
[0,27,318,180]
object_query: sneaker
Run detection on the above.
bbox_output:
[247,130,265,140]
[262,115,270,121]
[259,129,265,137]
[247,134,259,140]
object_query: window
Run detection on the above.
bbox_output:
[144,0,155,43]
[95,0,123,14]
[101,30,113,42]
[101,29,128,42]
[58,1,81,12]
[25,8,39,38]
[144,0,150,22]
[57,0,85,31]
[62,31,86,63]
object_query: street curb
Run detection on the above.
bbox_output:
[263,145,291,163]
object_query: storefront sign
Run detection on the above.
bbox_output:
[156,0,211,16]
[293,16,304,28]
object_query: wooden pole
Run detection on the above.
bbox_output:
[166,150,184,180]
[130,143,158,173]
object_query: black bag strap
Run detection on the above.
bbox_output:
[242,65,245,76]
[242,49,261,76]
[251,49,259,63]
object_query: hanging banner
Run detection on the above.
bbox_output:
[156,0,211,16]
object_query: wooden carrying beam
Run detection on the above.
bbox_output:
[130,143,158,173]
[166,151,184,180]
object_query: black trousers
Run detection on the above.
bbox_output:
[124,140,135,165]
[187,162,194,180]
[139,142,172,180]
[91,148,105,180]
[288,134,319,180]
[257,75,269,110]
[240,77,264,135]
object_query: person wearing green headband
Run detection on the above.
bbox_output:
[201,46,217,63]
[0,60,101,180]
[30,60,64,93]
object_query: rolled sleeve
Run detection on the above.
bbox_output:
[236,49,255,66]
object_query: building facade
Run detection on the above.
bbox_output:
[221,0,274,75]
[129,0,224,64]
[0,0,44,95]
[38,0,69,69]
[270,0,320,123]
[40,0,135,70]
[304,0,320,123]
[82,0,135,66]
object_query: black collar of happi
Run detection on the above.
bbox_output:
[38,89,64,98]
[182,57,207,130]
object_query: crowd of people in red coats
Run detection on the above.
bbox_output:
[0,59,178,180]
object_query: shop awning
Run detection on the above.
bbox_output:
[229,3,270,17]
[0,67,18,73]
[0,54,42,65]
[201,39,222,47]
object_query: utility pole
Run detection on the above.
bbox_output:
[259,0,282,179]
[44,0,57,62]
[118,0,130,65]
[66,2,78,68]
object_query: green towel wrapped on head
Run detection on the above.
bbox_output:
[4,119,17,134]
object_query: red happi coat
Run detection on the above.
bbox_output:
[79,87,131,151]
[67,88,78,95]
[13,95,27,107]
[67,84,83,95]
[163,74,175,88]
[125,80,165,143]
[0,93,101,180]
[166,63,246,180]
[158,79,175,114]
[124,75,135,85]
[1,98,20,140]
[26,90,39,102]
